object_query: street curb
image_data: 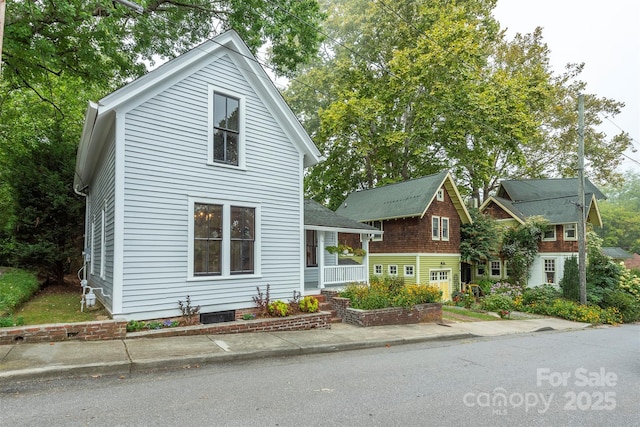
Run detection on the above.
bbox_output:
[0,332,476,383]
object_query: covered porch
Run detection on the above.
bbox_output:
[303,200,381,293]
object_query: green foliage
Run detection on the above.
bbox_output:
[597,171,640,253]
[178,295,201,325]
[340,280,441,310]
[253,284,271,316]
[586,240,623,305]
[618,266,640,302]
[488,281,523,298]
[601,290,640,323]
[480,294,514,313]
[517,297,621,325]
[460,209,500,264]
[298,296,319,313]
[268,300,289,317]
[500,216,548,286]
[126,319,181,332]
[0,316,25,327]
[559,256,579,302]
[0,269,40,315]
[521,284,561,307]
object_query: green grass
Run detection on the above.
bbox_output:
[14,293,109,325]
[0,268,40,315]
[442,305,501,322]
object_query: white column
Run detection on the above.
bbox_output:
[362,234,370,285]
[318,231,325,289]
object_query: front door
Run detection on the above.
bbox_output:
[430,269,451,301]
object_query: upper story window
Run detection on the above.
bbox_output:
[208,87,245,168]
[441,217,449,241]
[564,223,577,241]
[436,189,444,201]
[367,220,383,241]
[432,216,440,240]
[542,227,556,241]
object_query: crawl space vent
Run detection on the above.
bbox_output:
[200,310,235,324]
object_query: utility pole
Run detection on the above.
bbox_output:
[578,94,587,304]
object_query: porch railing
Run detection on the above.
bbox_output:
[323,265,367,285]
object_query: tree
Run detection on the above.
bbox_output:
[499,216,548,286]
[287,0,631,207]
[597,171,640,253]
[559,256,579,302]
[460,209,500,265]
[1,0,325,281]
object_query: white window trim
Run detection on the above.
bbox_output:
[388,265,398,276]
[188,197,261,281]
[369,220,383,242]
[432,215,440,240]
[404,265,415,277]
[542,226,557,241]
[207,85,246,170]
[476,262,486,276]
[441,217,450,241]
[436,189,444,201]
[100,207,105,279]
[373,264,383,275]
[490,260,501,278]
[564,223,577,241]
[543,258,556,284]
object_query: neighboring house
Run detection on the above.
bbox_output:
[601,247,633,263]
[73,30,324,321]
[480,178,606,287]
[335,171,472,300]
[303,200,381,291]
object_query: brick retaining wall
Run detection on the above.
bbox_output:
[0,312,331,344]
[0,320,128,345]
[325,292,442,327]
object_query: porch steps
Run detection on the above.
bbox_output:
[313,294,342,324]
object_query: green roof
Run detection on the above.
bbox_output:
[335,171,471,223]
[498,178,606,202]
[304,200,379,232]
[508,194,596,224]
[601,247,632,259]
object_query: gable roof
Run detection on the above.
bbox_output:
[335,171,472,224]
[497,178,606,202]
[601,247,633,260]
[482,193,603,227]
[74,30,321,192]
[304,200,381,234]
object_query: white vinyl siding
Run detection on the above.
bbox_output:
[120,54,303,317]
[100,207,106,279]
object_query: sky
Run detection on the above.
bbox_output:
[493,0,640,174]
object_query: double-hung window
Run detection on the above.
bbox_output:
[306,230,318,267]
[564,223,577,241]
[209,87,244,168]
[191,200,258,278]
[544,259,556,284]
[432,216,441,240]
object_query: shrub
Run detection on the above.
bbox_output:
[0,315,25,327]
[481,294,514,313]
[299,296,319,313]
[489,281,523,298]
[339,281,440,310]
[178,295,201,325]
[268,300,289,317]
[618,266,640,303]
[253,284,271,316]
[559,256,579,301]
[601,289,640,323]
[0,268,40,315]
[522,284,561,307]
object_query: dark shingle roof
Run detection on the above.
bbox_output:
[335,171,449,222]
[601,247,633,260]
[498,178,606,202]
[304,200,379,232]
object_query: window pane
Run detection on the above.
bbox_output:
[442,218,449,239]
[226,133,238,166]
[214,131,225,162]
[432,217,439,239]
[227,97,239,131]
[214,93,227,128]
[231,207,255,274]
[194,204,222,275]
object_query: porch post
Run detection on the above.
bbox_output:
[318,231,325,289]
[362,234,370,285]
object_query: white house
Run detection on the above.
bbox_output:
[74,30,328,321]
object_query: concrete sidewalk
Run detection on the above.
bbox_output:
[0,318,590,383]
